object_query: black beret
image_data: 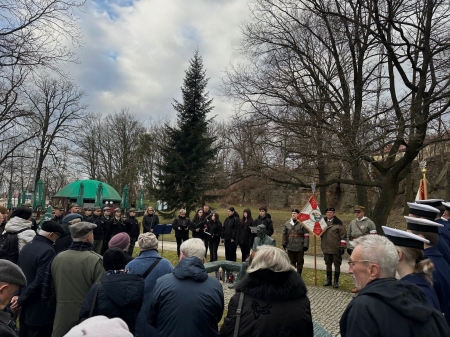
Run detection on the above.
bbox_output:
[326,208,336,212]
[41,220,64,234]
[291,209,300,214]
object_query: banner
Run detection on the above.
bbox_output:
[297,195,327,237]
[415,179,426,201]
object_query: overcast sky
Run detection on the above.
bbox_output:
[63,0,251,123]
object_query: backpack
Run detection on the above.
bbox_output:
[0,228,29,264]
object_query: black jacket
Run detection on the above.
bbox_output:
[340,278,450,337]
[207,220,222,240]
[0,311,15,337]
[80,273,145,334]
[92,214,105,240]
[223,214,239,240]
[219,269,313,337]
[108,217,125,239]
[124,217,140,238]
[172,217,191,238]
[142,214,159,233]
[17,235,56,326]
[236,219,252,246]
[54,222,73,254]
[253,214,274,236]
[53,214,64,225]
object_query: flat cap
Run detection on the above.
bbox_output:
[93,206,102,211]
[354,205,365,212]
[103,207,110,211]
[0,260,26,287]
[41,220,64,234]
[325,207,336,212]
[128,208,136,213]
[114,208,121,213]
[69,203,79,208]
[69,221,97,238]
[62,213,83,224]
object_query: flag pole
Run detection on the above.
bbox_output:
[311,182,317,286]
[420,161,428,200]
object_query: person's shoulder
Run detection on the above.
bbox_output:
[89,250,103,259]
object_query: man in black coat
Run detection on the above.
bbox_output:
[222,207,239,262]
[124,209,140,256]
[52,207,65,224]
[340,234,449,337]
[91,207,106,255]
[253,205,274,236]
[16,221,64,336]
[0,260,27,337]
[54,214,83,254]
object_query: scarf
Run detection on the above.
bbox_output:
[42,241,94,303]
[105,269,129,275]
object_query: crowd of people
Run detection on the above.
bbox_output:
[0,200,449,336]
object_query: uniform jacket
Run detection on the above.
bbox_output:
[435,219,450,248]
[347,217,376,242]
[108,217,125,239]
[79,273,145,334]
[3,217,36,252]
[321,216,346,254]
[172,216,191,239]
[282,218,310,252]
[91,214,105,240]
[401,273,441,311]
[17,235,56,326]
[424,246,450,327]
[54,222,73,254]
[253,214,274,236]
[219,269,313,337]
[124,216,139,238]
[223,214,239,240]
[340,278,449,337]
[147,257,224,337]
[126,249,173,337]
[51,249,104,337]
[142,214,160,233]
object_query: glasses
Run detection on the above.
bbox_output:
[348,260,370,268]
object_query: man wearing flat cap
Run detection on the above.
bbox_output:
[45,222,104,337]
[69,203,79,214]
[124,208,140,256]
[321,208,346,288]
[0,260,27,337]
[282,209,310,276]
[15,220,64,336]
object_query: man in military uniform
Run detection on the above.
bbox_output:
[68,203,79,214]
[52,206,64,224]
[282,209,309,276]
[124,208,140,256]
[321,207,346,288]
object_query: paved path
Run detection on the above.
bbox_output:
[157,239,349,273]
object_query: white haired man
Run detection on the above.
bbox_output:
[147,238,224,337]
[340,235,449,337]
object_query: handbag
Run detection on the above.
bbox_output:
[233,292,245,337]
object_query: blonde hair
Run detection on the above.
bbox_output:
[247,245,295,273]
[397,245,435,286]
[179,209,186,215]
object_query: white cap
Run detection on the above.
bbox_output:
[442,202,450,211]
[382,226,429,249]
[404,216,443,234]
[407,202,439,219]
[415,199,444,208]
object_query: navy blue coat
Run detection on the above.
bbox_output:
[340,278,449,337]
[402,273,441,311]
[424,246,450,328]
[17,235,56,326]
[435,219,450,246]
[434,235,450,266]
[126,250,173,337]
[80,273,144,334]
[147,256,224,337]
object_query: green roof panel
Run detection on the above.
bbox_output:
[54,180,121,201]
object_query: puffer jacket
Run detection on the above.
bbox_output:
[3,217,36,252]
[79,273,145,334]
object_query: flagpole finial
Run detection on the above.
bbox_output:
[311,182,316,194]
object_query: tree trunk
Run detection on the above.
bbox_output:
[403,170,413,215]
[318,160,327,213]
[351,162,368,209]
[371,175,400,234]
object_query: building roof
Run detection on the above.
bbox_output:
[54,180,121,201]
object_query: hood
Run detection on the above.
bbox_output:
[236,269,307,302]
[101,273,144,307]
[172,256,208,282]
[358,278,436,323]
[4,217,32,233]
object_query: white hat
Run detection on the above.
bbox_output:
[415,199,444,208]
[404,216,443,234]
[64,316,133,337]
[407,202,439,219]
[441,202,450,211]
[382,226,429,250]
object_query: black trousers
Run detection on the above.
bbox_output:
[203,238,209,257]
[224,239,237,261]
[239,244,250,261]
[176,236,188,256]
[209,238,220,262]
[20,321,53,337]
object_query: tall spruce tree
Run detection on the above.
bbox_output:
[154,51,217,217]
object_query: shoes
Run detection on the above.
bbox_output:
[333,272,340,289]
[351,287,359,293]
[323,271,332,286]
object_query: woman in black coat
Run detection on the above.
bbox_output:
[142,207,160,237]
[172,209,191,257]
[207,213,222,262]
[236,208,253,261]
[80,248,144,334]
[219,245,313,337]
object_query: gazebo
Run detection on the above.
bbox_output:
[52,180,121,211]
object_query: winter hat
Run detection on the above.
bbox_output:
[10,207,32,220]
[108,232,130,250]
[138,232,158,251]
[0,260,27,287]
[103,248,129,271]
[62,214,83,224]
[63,315,133,337]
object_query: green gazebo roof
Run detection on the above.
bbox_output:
[54,180,121,201]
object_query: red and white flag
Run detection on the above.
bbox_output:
[415,179,426,201]
[297,195,327,237]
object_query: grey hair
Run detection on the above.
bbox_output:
[37,229,50,237]
[247,245,295,273]
[353,235,398,278]
[180,238,205,260]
